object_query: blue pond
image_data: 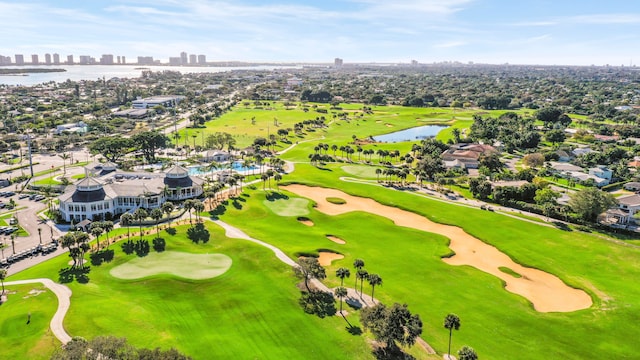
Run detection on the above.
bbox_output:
[188,162,257,175]
[373,125,449,143]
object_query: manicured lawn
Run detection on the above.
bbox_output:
[211,162,640,360]
[9,223,373,359]
[0,284,58,360]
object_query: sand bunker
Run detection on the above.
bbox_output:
[385,123,394,127]
[110,251,232,280]
[326,235,346,244]
[297,217,314,226]
[283,184,592,313]
[318,252,344,266]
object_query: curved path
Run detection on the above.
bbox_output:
[3,278,72,344]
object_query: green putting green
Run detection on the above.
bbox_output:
[262,197,310,216]
[110,251,232,280]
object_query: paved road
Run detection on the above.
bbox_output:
[3,278,72,344]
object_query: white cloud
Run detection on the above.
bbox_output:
[434,41,467,48]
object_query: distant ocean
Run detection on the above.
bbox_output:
[0,64,299,86]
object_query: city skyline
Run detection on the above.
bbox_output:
[1,0,640,66]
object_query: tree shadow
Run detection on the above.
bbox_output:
[152,237,166,252]
[265,192,289,202]
[298,290,336,318]
[89,249,114,266]
[59,266,91,284]
[208,204,228,220]
[187,223,210,244]
[134,240,150,257]
[165,227,177,236]
[232,199,243,210]
[347,325,362,336]
[552,221,572,231]
[372,345,416,360]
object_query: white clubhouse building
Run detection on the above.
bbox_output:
[59,164,204,222]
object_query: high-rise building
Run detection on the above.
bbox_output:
[169,57,181,66]
[334,57,343,67]
[180,51,187,65]
[67,55,74,64]
[189,54,197,65]
[31,54,39,65]
[0,55,11,65]
[137,56,154,65]
[53,53,60,65]
[45,53,52,65]
[198,54,206,64]
[15,54,24,65]
[100,54,114,65]
[117,56,121,64]
[122,56,126,64]
[79,55,93,65]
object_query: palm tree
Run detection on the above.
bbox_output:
[336,267,350,287]
[183,199,194,225]
[192,200,204,223]
[0,269,7,295]
[334,286,348,316]
[353,259,365,290]
[367,273,382,302]
[261,173,269,190]
[59,153,70,175]
[357,269,368,297]
[444,313,461,359]
[90,223,104,250]
[133,208,148,241]
[457,346,478,360]
[150,208,163,238]
[162,202,174,227]
[102,221,113,248]
[120,213,133,242]
[273,173,282,191]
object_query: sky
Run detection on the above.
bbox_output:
[1,0,640,66]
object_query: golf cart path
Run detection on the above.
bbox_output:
[4,278,72,344]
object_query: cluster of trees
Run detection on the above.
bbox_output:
[470,113,540,152]
[88,131,169,164]
[51,335,191,360]
[300,90,332,103]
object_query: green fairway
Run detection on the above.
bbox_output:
[109,251,232,280]
[211,162,640,360]
[0,284,58,360]
[9,223,373,359]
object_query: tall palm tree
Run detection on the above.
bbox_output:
[336,267,350,287]
[273,173,282,191]
[162,202,174,227]
[357,269,368,297]
[444,313,461,359]
[120,213,133,242]
[150,208,163,238]
[133,208,148,241]
[59,153,70,175]
[102,221,113,248]
[368,273,382,301]
[334,286,348,316]
[183,199,194,225]
[353,259,365,290]
[90,223,103,250]
[192,200,204,223]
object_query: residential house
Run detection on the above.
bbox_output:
[588,166,613,181]
[442,143,497,170]
[623,182,640,191]
[605,194,640,224]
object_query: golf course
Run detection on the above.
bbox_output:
[3,101,640,359]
